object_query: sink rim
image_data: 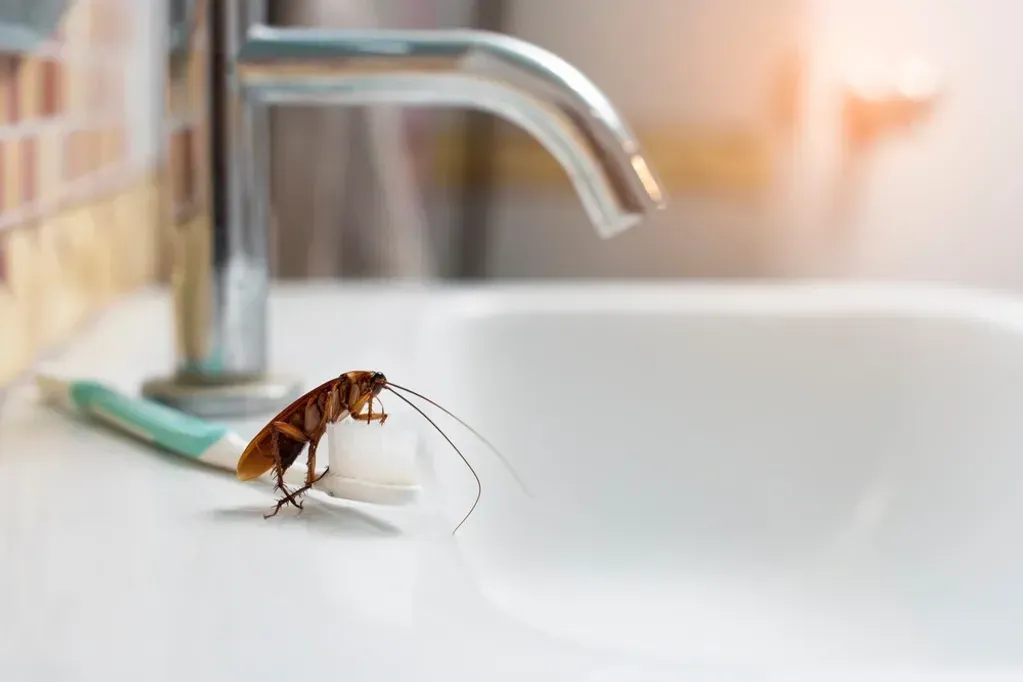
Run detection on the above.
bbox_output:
[415,279,1023,327]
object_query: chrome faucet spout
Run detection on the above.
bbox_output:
[143,4,667,419]
[234,25,666,236]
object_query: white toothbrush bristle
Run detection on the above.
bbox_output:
[326,420,419,488]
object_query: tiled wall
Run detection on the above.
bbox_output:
[0,0,163,384]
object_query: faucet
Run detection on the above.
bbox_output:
[142,0,668,418]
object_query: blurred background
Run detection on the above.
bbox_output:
[0,0,1015,381]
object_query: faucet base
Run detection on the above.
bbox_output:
[141,375,304,420]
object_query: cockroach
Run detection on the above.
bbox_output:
[235,370,526,533]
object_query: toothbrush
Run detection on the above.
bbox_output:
[34,372,422,506]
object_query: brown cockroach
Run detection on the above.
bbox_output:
[235,370,526,533]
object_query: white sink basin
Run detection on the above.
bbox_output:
[4,281,1023,680]
[410,283,1023,672]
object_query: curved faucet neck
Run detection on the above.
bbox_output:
[142,2,667,418]
[233,24,666,236]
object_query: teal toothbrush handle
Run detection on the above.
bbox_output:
[69,381,230,459]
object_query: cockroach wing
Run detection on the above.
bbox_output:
[234,377,338,481]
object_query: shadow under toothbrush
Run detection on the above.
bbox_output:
[52,414,415,537]
[202,498,404,537]
[30,400,431,537]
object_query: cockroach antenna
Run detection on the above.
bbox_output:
[383,382,532,534]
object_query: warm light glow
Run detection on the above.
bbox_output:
[842,52,940,103]
[897,57,940,101]
[843,54,892,102]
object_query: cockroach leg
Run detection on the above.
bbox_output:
[352,397,388,425]
[264,493,297,519]
[304,397,335,486]
[305,438,321,486]
[265,420,311,516]
[350,409,388,424]
[272,420,309,442]
[359,396,387,426]
[278,466,331,511]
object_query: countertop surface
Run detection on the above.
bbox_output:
[9,281,1022,682]
[0,284,655,682]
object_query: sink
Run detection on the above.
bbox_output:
[407,282,1023,672]
[4,281,1023,680]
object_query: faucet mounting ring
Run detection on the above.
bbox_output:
[141,375,305,420]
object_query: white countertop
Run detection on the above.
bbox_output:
[0,283,654,682]
[11,281,1021,681]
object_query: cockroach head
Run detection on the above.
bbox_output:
[340,371,389,412]
[370,372,387,393]
[341,370,387,387]
[351,370,387,395]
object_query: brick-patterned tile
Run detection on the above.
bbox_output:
[101,126,125,167]
[37,131,62,204]
[3,139,20,212]
[0,58,20,126]
[89,130,104,175]
[64,130,86,181]
[0,0,146,379]
[63,62,83,117]
[0,140,5,216]
[80,130,97,179]
[17,59,41,121]
[21,137,37,205]
[117,3,135,46]
[81,130,96,180]
[0,230,7,286]
[89,0,104,45]
[95,0,129,45]
[98,128,112,167]
[41,59,64,117]
[65,129,106,181]
[50,212,74,266]
[106,68,124,116]
[8,225,37,302]
[92,64,122,116]
[62,131,76,181]
[88,64,104,114]
[112,127,126,164]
